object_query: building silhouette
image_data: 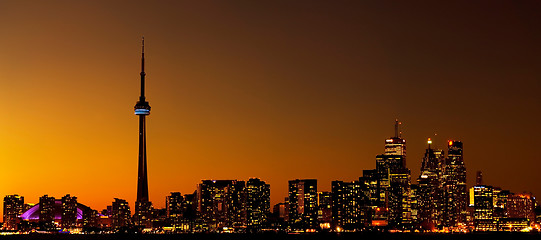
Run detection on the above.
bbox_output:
[375,120,412,228]
[443,140,467,228]
[197,180,246,231]
[3,195,24,230]
[61,194,78,228]
[39,195,56,230]
[112,198,131,230]
[317,191,332,229]
[246,178,271,231]
[331,180,365,230]
[416,138,445,229]
[288,179,318,230]
[134,37,153,228]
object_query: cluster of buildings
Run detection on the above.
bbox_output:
[2,122,539,233]
[2,42,538,234]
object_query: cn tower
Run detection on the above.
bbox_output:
[134,37,151,226]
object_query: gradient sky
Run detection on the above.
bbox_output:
[1,1,540,217]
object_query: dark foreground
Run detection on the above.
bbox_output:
[1,233,541,240]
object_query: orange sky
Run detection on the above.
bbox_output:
[1,1,540,217]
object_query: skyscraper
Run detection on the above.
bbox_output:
[288,179,318,230]
[375,120,411,228]
[134,38,153,228]
[246,178,271,231]
[417,138,445,230]
[443,140,467,228]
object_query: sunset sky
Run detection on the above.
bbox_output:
[1,1,540,217]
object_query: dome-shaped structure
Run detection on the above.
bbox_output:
[20,200,87,220]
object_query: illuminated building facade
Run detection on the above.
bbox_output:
[331,180,365,230]
[317,192,332,228]
[472,185,495,231]
[506,193,535,221]
[82,207,99,229]
[61,194,78,228]
[288,179,318,230]
[166,192,183,228]
[416,139,445,229]
[112,198,131,230]
[3,195,24,230]
[39,195,56,230]
[374,120,411,228]
[246,178,270,231]
[443,140,467,228]
[197,180,246,231]
[134,38,153,228]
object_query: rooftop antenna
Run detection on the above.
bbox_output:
[394,119,399,138]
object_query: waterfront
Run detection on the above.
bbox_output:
[1,233,541,240]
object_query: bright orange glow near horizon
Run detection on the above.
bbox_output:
[0,1,540,217]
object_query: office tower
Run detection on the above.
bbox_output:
[3,195,24,230]
[360,169,380,226]
[39,195,56,230]
[317,192,332,229]
[375,120,411,228]
[112,198,131,230]
[417,138,445,230]
[197,180,246,231]
[134,38,153,228]
[288,179,318,230]
[61,194,78,228]
[388,168,412,228]
[246,178,271,231]
[472,185,495,231]
[331,181,365,230]
[443,140,467,228]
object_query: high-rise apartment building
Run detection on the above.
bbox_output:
[3,195,24,230]
[245,178,270,231]
[288,179,318,230]
[166,192,183,228]
[111,198,131,230]
[331,180,365,230]
[61,194,78,228]
[39,195,56,230]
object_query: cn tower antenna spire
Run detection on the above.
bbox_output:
[140,37,146,100]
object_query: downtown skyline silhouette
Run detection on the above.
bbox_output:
[1,1,540,226]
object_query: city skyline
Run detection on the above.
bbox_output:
[1,0,541,220]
